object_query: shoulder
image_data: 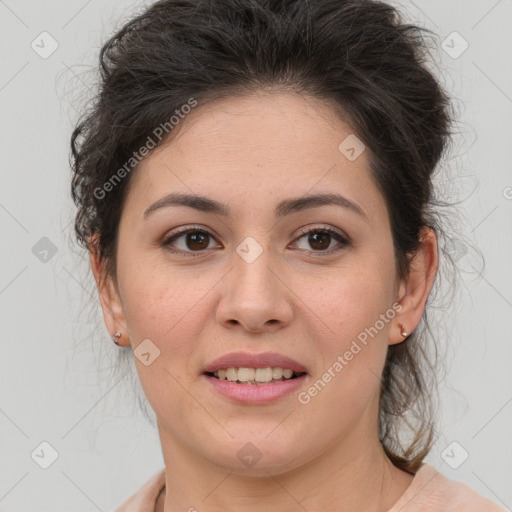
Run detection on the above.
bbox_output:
[388,463,507,512]
[113,468,166,512]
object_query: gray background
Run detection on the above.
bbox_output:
[0,0,511,510]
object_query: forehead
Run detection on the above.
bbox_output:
[124,92,386,223]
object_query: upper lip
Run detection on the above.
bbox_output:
[203,352,308,373]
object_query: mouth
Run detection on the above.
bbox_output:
[202,352,308,403]
[205,367,307,385]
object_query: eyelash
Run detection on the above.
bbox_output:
[161,225,350,258]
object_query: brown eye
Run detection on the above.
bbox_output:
[308,231,332,251]
[162,228,218,256]
[293,226,349,254]
[184,231,210,250]
[161,225,349,257]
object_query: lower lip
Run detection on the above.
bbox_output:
[203,374,308,404]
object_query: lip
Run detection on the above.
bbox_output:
[203,373,308,404]
[202,351,308,405]
[202,351,308,373]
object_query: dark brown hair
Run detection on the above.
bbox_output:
[70,0,456,474]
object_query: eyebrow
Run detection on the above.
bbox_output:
[143,192,368,221]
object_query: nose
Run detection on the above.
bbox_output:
[216,243,293,334]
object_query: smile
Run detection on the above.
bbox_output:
[208,366,306,384]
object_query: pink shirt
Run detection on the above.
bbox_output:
[114,463,507,511]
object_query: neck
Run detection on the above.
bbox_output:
[157,422,414,512]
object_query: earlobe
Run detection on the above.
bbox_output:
[389,227,439,346]
[88,234,129,346]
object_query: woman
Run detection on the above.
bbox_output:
[70,0,506,510]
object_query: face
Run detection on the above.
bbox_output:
[93,91,433,476]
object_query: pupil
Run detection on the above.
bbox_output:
[310,232,330,250]
[188,232,208,250]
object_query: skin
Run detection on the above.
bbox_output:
[90,91,438,512]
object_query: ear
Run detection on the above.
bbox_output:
[389,226,439,346]
[88,234,130,346]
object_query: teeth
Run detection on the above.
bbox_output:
[212,367,301,383]
[255,367,272,382]
[226,368,237,381]
[237,368,255,381]
[272,367,283,379]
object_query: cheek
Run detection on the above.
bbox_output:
[116,256,208,403]
[117,249,201,339]
[299,266,394,402]
[307,267,395,346]
[118,268,204,426]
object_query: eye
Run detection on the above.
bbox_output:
[161,226,219,257]
[292,226,350,254]
[161,225,350,257]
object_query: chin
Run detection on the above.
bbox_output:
[199,434,311,476]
